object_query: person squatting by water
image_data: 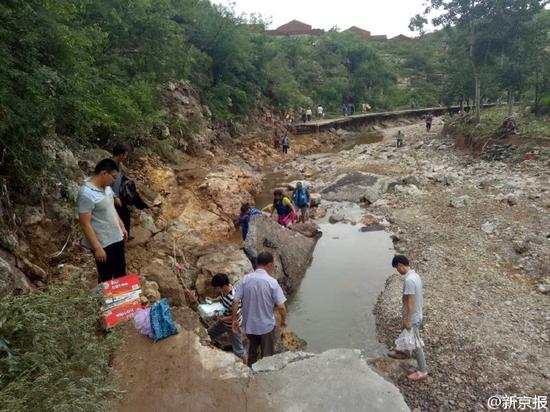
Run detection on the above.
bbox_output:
[292,181,310,224]
[271,189,297,227]
[238,203,262,240]
[78,159,127,283]
[207,273,247,364]
[232,252,288,366]
[281,134,290,154]
[391,255,428,381]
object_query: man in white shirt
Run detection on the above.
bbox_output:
[232,252,288,366]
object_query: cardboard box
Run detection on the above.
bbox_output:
[93,274,143,329]
[96,274,141,305]
[102,298,142,329]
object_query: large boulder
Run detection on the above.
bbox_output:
[251,349,409,412]
[0,256,34,297]
[321,171,392,204]
[195,246,253,296]
[244,216,318,295]
[141,260,185,306]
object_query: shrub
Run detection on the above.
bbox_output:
[0,277,121,411]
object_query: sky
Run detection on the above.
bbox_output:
[212,0,431,38]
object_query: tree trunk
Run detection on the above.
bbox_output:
[534,68,540,114]
[507,89,514,116]
[473,68,481,123]
[469,17,481,124]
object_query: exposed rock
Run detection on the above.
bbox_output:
[449,195,471,208]
[251,349,409,412]
[139,212,161,234]
[127,226,153,248]
[81,148,112,165]
[195,247,253,296]
[141,260,184,306]
[309,193,322,207]
[289,223,322,239]
[329,214,345,224]
[482,221,496,234]
[0,256,34,296]
[321,171,392,204]
[513,239,529,254]
[0,230,18,253]
[16,256,47,282]
[309,207,326,220]
[360,224,386,232]
[22,206,44,226]
[147,225,205,258]
[244,216,317,295]
[537,284,550,294]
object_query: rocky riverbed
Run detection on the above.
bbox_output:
[283,119,550,411]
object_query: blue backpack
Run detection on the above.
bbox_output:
[150,298,178,342]
[293,188,309,207]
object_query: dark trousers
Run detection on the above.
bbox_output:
[282,145,288,154]
[115,205,131,237]
[95,241,126,283]
[247,328,275,366]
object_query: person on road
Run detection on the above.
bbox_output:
[207,273,246,364]
[396,130,404,148]
[270,189,296,227]
[78,159,127,283]
[232,252,288,366]
[281,134,290,154]
[292,181,310,223]
[391,255,428,381]
[341,103,348,117]
[316,105,324,119]
[305,108,312,122]
[426,113,433,132]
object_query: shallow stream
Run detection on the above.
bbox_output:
[254,131,395,356]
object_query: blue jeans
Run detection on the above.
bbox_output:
[208,320,245,359]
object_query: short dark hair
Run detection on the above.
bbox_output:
[211,273,230,287]
[112,143,129,157]
[392,255,410,268]
[257,252,274,266]
[94,158,119,175]
[240,203,251,213]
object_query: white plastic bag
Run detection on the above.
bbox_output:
[394,328,416,353]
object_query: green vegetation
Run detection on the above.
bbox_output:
[0,277,121,411]
[1,1,549,188]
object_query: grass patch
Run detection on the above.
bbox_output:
[0,276,121,411]
[444,106,550,146]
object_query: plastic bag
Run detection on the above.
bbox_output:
[133,307,153,338]
[150,298,178,343]
[394,328,416,353]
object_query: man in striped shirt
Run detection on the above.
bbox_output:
[207,273,246,363]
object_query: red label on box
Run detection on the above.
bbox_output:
[98,274,141,301]
[101,298,142,329]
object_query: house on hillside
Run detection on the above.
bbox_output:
[344,26,387,41]
[391,34,413,42]
[346,26,372,39]
[266,20,324,36]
